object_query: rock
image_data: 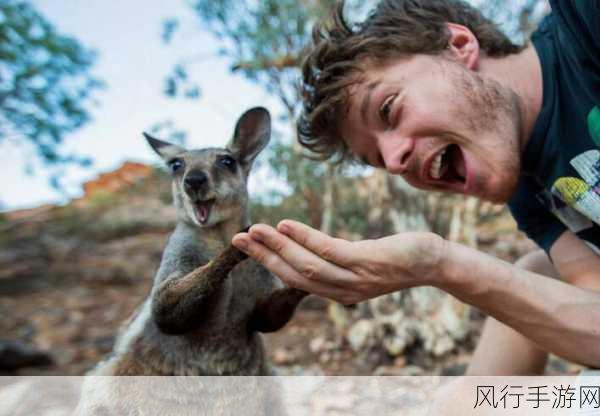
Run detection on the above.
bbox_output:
[319,351,332,364]
[0,340,53,371]
[382,333,409,356]
[432,335,455,357]
[272,348,296,365]
[476,230,497,245]
[347,319,375,352]
[393,355,407,368]
[309,336,326,353]
[81,161,153,199]
[415,321,456,357]
[374,364,425,376]
[327,302,351,334]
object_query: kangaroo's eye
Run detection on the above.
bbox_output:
[168,158,184,174]
[216,155,236,171]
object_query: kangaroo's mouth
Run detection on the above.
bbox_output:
[194,199,215,224]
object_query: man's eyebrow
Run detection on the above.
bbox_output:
[360,80,381,125]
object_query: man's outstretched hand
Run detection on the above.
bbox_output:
[232,220,447,304]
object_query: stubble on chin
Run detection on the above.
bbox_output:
[449,63,523,203]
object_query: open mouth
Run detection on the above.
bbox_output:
[194,199,215,224]
[429,144,466,186]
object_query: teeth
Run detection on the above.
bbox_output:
[430,148,446,179]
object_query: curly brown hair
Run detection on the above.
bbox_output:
[297,0,523,162]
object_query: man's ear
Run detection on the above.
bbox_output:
[445,23,480,70]
[227,107,271,169]
[143,133,186,161]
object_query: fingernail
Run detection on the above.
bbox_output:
[249,230,263,242]
[278,222,289,234]
[234,239,248,251]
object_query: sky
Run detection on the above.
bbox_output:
[0,0,545,211]
[0,0,284,211]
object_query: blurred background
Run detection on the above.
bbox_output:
[2,0,575,377]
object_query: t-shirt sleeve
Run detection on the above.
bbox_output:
[507,175,567,253]
[550,0,600,67]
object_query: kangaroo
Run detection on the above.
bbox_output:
[89,107,307,377]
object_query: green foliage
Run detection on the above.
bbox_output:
[250,168,371,236]
[0,0,103,183]
[332,174,371,236]
[162,0,362,231]
[250,196,310,228]
[164,0,356,115]
[190,0,336,113]
[161,18,179,44]
[163,64,200,100]
[267,138,326,193]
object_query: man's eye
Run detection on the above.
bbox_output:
[168,158,184,173]
[217,155,236,170]
[379,95,396,127]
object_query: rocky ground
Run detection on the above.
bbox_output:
[0,166,581,376]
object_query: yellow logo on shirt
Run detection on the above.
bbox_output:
[551,107,600,225]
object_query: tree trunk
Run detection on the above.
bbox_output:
[321,164,354,335]
[320,164,336,235]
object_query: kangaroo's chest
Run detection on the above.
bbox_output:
[226,259,277,316]
[104,259,275,376]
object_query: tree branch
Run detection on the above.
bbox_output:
[231,53,303,72]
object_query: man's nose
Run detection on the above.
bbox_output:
[378,135,414,175]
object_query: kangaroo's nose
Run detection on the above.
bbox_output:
[184,171,208,192]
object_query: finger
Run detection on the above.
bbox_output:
[234,231,310,284]
[247,224,359,288]
[232,233,359,304]
[232,232,304,284]
[276,220,354,265]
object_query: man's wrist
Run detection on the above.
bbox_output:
[433,239,491,298]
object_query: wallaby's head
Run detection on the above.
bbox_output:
[144,107,270,228]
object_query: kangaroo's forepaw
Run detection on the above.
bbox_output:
[205,243,248,277]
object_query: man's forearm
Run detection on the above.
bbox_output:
[437,241,600,367]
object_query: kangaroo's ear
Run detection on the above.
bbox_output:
[143,132,186,161]
[227,107,271,169]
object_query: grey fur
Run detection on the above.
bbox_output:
[89,107,307,377]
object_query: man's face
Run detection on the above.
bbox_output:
[341,54,524,203]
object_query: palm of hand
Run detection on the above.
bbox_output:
[233,221,445,305]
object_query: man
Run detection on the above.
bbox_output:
[232,0,600,374]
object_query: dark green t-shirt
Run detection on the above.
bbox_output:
[508,0,600,253]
